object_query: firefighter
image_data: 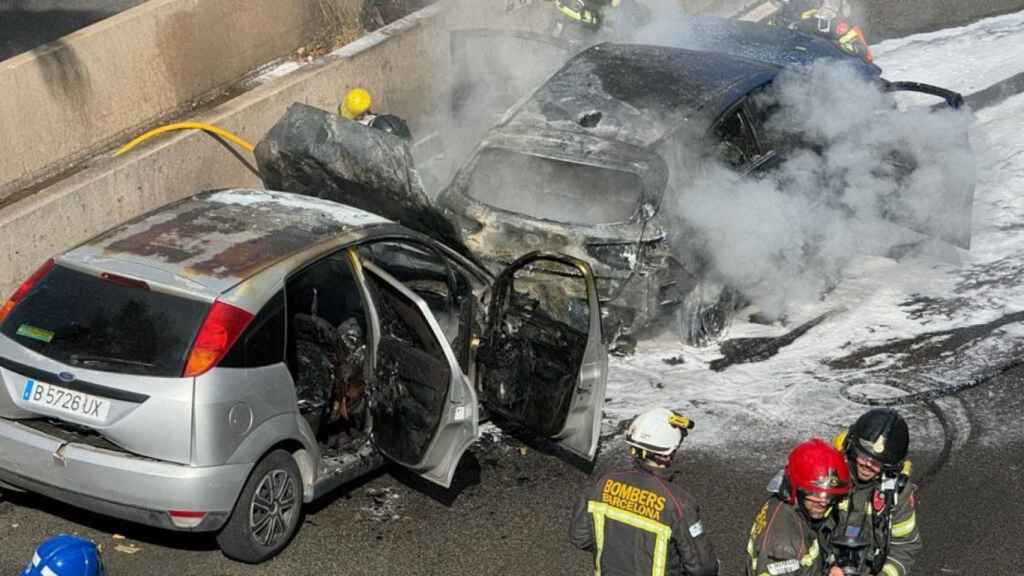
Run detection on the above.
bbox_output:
[553,0,619,30]
[338,88,412,140]
[830,409,921,576]
[746,438,851,576]
[771,0,872,62]
[550,0,650,42]
[570,407,719,576]
[21,534,106,576]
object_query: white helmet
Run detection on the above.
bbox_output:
[625,408,694,456]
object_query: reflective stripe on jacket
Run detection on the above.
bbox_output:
[746,497,828,576]
[570,463,718,576]
[836,477,921,576]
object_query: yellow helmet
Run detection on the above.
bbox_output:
[340,88,372,120]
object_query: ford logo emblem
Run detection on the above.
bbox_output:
[57,371,75,383]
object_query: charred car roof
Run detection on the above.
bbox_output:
[63,189,392,295]
[500,43,781,148]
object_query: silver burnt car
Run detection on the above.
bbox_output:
[0,189,607,563]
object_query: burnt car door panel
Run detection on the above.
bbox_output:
[354,256,478,488]
[476,252,607,461]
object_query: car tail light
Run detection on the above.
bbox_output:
[0,258,55,327]
[168,510,206,529]
[183,301,253,377]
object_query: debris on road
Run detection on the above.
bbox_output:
[710,312,836,371]
[114,543,141,555]
[361,487,403,522]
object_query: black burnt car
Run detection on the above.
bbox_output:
[258,36,972,347]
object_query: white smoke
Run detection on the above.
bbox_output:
[663,60,975,318]
[425,0,976,319]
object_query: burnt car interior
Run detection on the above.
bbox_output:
[284,252,369,451]
[477,258,590,437]
[279,239,481,466]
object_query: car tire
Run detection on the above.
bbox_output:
[675,281,736,347]
[217,449,303,564]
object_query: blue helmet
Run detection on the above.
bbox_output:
[22,535,105,576]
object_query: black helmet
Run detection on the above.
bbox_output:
[369,114,412,140]
[845,408,909,469]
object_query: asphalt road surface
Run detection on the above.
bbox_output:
[1,376,1021,576]
[0,0,148,62]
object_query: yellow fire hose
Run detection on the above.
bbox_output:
[114,122,255,157]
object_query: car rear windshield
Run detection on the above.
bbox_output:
[0,265,209,377]
[465,148,644,225]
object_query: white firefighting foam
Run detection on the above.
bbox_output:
[603,9,1024,454]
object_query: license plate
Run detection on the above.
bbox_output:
[22,379,111,421]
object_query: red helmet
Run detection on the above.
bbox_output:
[785,438,852,502]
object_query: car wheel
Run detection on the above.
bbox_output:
[217,449,303,564]
[675,281,736,347]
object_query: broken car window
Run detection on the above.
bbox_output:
[358,241,466,348]
[464,148,644,225]
[712,108,760,168]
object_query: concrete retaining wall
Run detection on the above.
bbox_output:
[0,0,560,297]
[858,0,1024,40]
[0,0,358,197]
[2,0,1021,298]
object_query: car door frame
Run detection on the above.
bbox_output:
[346,244,480,489]
[478,251,608,461]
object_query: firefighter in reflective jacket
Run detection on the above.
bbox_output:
[554,0,620,29]
[771,0,872,62]
[830,409,922,576]
[570,408,719,576]
[747,439,852,576]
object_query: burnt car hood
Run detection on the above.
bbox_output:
[255,103,467,254]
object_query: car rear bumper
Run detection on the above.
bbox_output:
[0,418,252,532]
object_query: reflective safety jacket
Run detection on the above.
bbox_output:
[570,463,719,576]
[555,0,620,27]
[835,476,921,576]
[746,497,828,576]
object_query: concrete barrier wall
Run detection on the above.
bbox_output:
[0,0,357,197]
[858,0,1024,40]
[3,0,1018,297]
[0,0,560,297]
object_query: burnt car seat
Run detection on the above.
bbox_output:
[292,312,369,438]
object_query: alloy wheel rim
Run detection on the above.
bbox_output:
[249,469,297,547]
